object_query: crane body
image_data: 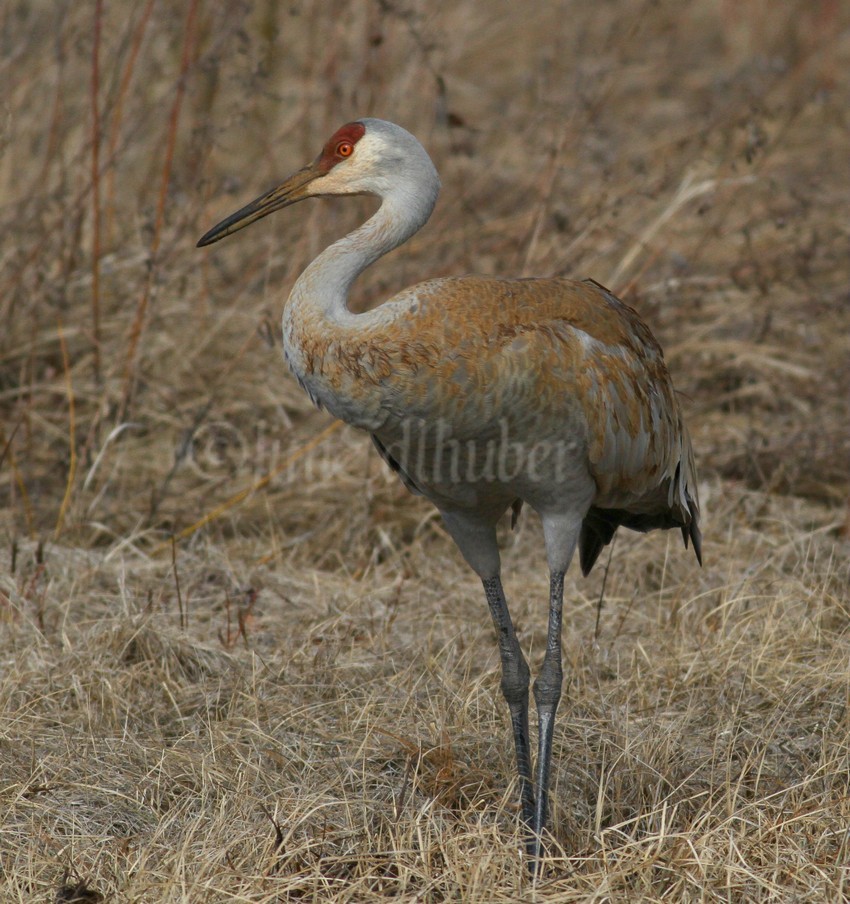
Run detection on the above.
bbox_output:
[198,118,702,872]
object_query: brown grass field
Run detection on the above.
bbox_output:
[2,1,849,900]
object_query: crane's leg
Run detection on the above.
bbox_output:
[528,507,585,873]
[530,569,565,867]
[439,510,537,853]
[482,575,536,844]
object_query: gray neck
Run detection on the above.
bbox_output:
[287,181,437,327]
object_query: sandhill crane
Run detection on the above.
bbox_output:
[198,118,702,872]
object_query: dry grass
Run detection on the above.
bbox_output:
[1,0,849,900]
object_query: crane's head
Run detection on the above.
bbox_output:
[197,118,440,247]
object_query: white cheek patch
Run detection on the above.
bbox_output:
[347,132,383,170]
[312,133,384,195]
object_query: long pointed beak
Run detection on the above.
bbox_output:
[197,161,324,247]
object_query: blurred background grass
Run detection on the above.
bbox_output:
[1,1,848,900]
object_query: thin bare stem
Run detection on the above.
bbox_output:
[171,536,186,630]
[90,0,103,383]
[104,0,156,244]
[54,319,77,540]
[121,0,200,417]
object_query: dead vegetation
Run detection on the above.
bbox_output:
[1,0,849,900]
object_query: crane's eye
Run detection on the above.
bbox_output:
[336,141,354,158]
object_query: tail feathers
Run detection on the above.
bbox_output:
[580,500,702,577]
[680,489,703,566]
[579,510,618,577]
